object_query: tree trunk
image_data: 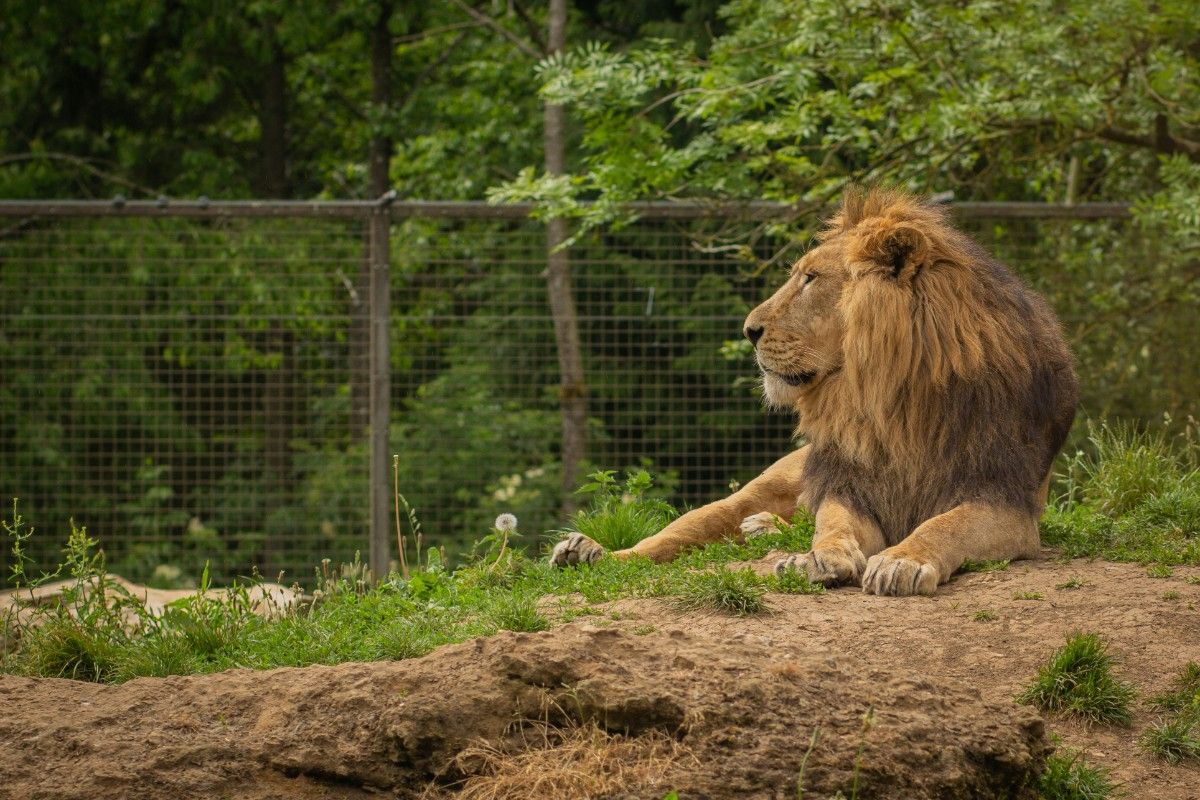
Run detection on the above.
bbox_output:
[352,3,395,439]
[365,1,394,581]
[368,3,394,198]
[544,0,587,516]
[259,26,288,197]
[258,18,291,576]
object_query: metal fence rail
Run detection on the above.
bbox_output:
[4,199,1190,589]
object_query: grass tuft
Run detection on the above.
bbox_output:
[670,567,769,616]
[1056,577,1089,590]
[563,470,676,552]
[488,592,550,633]
[1151,662,1200,712]
[1139,713,1200,763]
[1038,748,1114,800]
[960,559,1010,573]
[973,610,998,622]
[1140,661,1200,763]
[1018,633,1135,725]
[768,565,825,595]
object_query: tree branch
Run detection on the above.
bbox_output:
[447,0,541,60]
[396,30,471,113]
[1097,117,1200,162]
[0,152,157,195]
[509,0,548,55]
[394,21,476,45]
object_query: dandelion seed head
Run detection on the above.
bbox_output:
[494,513,518,532]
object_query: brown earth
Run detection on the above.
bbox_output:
[1,551,1198,799]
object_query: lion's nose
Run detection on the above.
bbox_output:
[744,325,764,347]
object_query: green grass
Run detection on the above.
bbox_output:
[1056,577,1089,590]
[1150,662,1200,712]
[1038,748,1114,800]
[1042,420,1200,566]
[1018,633,1136,726]
[1140,662,1200,763]
[973,609,998,622]
[561,469,677,551]
[959,559,1010,573]
[670,567,769,616]
[1014,590,1045,600]
[1,497,823,682]
[1140,713,1200,763]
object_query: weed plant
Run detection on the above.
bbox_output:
[563,470,677,551]
[1018,633,1136,725]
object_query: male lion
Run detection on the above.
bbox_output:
[551,187,1078,596]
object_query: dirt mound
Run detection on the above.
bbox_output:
[0,624,1048,800]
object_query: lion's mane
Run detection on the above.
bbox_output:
[796,188,1078,544]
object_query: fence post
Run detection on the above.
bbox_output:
[368,195,395,580]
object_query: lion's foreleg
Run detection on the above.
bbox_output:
[860,502,1041,596]
[774,497,886,585]
[607,446,812,564]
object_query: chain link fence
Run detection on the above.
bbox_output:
[1,200,1192,588]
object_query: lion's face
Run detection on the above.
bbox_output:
[744,238,850,409]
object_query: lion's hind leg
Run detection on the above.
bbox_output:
[773,498,886,587]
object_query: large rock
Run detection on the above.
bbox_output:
[0,624,1048,799]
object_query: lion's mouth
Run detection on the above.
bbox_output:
[761,367,817,387]
[763,366,840,389]
[777,370,817,387]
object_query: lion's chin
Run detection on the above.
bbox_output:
[761,371,806,410]
[761,367,839,409]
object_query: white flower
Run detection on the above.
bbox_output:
[494,513,518,532]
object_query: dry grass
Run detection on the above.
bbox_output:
[446,721,696,800]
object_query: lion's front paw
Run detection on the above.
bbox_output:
[549,532,605,568]
[739,512,784,540]
[861,551,939,596]
[773,545,866,586]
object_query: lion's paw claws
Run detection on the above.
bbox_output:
[773,546,865,586]
[549,532,605,569]
[861,552,939,596]
[739,512,783,539]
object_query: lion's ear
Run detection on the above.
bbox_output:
[847,220,932,281]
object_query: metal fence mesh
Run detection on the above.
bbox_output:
[1,216,370,584]
[1,204,1194,587]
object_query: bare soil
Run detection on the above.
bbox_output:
[1,551,1198,799]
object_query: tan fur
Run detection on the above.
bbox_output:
[550,187,1077,596]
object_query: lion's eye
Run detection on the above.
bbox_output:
[802,272,817,287]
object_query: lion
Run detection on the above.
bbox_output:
[551,187,1078,596]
